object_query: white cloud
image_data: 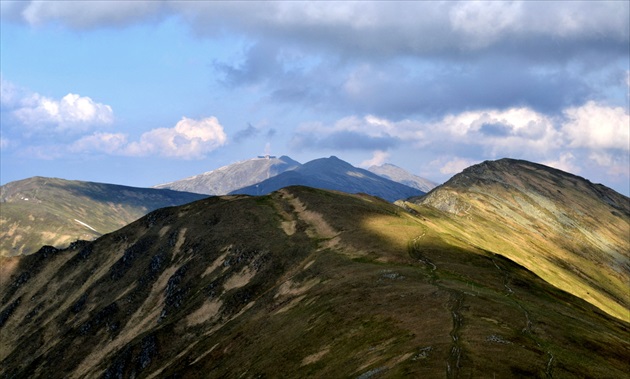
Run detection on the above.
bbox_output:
[543,153,580,174]
[562,101,629,150]
[294,107,563,160]
[430,107,562,157]
[70,117,227,159]
[299,100,628,189]
[297,101,628,173]
[125,116,227,159]
[449,1,523,48]
[360,150,389,168]
[0,75,24,108]
[588,151,629,177]
[440,107,555,137]
[297,115,420,141]
[13,93,114,131]
[3,77,226,159]
[439,157,478,175]
[2,78,114,134]
[20,1,164,28]
[70,132,128,154]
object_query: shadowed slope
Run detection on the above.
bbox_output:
[1,186,628,378]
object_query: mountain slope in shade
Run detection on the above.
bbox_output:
[0,186,628,378]
[368,163,438,193]
[0,177,206,257]
[154,155,301,195]
[405,158,630,322]
[231,156,424,202]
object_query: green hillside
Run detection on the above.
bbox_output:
[408,158,630,322]
[1,183,628,378]
[0,177,207,257]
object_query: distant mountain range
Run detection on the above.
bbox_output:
[0,156,432,257]
[154,155,301,195]
[231,156,424,202]
[155,155,433,202]
[368,163,437,192]
[1,158,628,378]
[0,177,206,257]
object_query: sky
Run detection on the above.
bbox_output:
[1,1,629,195]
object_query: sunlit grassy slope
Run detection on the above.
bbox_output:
[407,158,630,322]
[0,177,207,257]
[1,185,628,378]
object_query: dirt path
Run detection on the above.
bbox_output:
[446,291,464,379]
[409,233,466,378]
[491,256,554,378]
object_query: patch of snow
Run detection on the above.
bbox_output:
[347,171,365,178]
[74,219,97,232]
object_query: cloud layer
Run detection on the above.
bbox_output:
[4,2,627,122]
[6,2,627,57]
[1,78,113,134]
[292,100,629,179]
[72,117,227,159]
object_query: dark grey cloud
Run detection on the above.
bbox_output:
[214,42,286,86]
[203,1,628,119]
[291,130,400,151]
[179,1,629,63]
[1,1,166,29]
[232,123,277,143]
[8,2,627,61]
[7,1,628,121]
[216,43,595,119]
[233,123,259,143]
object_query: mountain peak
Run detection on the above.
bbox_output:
[368,163,437,193]
[437,158,628,214]
[414,158,630,321]
[306,155,350,167]
[231,156,424,202]
[154,156,301,195]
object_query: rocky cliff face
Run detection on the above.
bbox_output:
[1,183,628,378]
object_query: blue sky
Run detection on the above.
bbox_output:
[1,1,629,195]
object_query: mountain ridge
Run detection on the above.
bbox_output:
[406,157,630,322]
[231,156,424,202]
[368,163,437,193]
[154,155,301,195]
[1,182,628,377]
